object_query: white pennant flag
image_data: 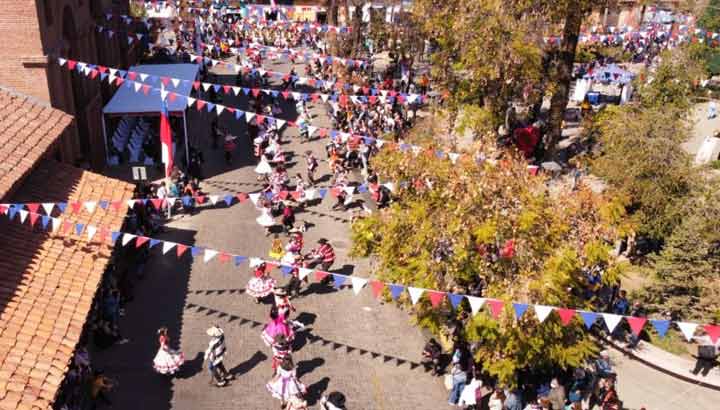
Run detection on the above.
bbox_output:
[134,82,143,92]
[249,257,264,268]
[245,112,256,122]
[160,89,168,101]
[291,92,302,100]
[171,78,180,88]
[677,322,698,342]
[108,74,117,84]
[109,68,118,76]
[467,296,486,316]
[215,105,225,115]
[208,195,220,205]
[18,210,28,223]
[343,186,355,196]
[248,192,261,205]
[121,233,136,246]
[449,153,461,164]
[320,94,329,102]
[534,305,554,323]
[407,287,424,305]
[376,139,385,148]
[84,201,97,213]
[162,241,176,255]
[41,203,55,215]
[299,267,313,281]
[232,86,241,96]
[351,277,367,295]
[305,189,317,200]
[139,73,148,82]
[203,249,218,263]
[127,199,136,209]
[275,119,286,129]
[86,225,97,241]
[186,97,196,107]
[51,217,62,232]
[58,58,67,67]
[307,126,318,136]
[602,313,623,333]
[382,182,395,192]
[202,82,212,91]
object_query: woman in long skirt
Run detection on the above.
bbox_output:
[266,356,306,407]
[247,263,277,303]
[153,327,185,375]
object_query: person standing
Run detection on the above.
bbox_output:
[266,356,307,408]
[153,327,185,375]
[205,325,233,387]
[246,262,277,303]
[447,348,468,406]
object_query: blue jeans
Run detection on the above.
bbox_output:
[449,379,466,404]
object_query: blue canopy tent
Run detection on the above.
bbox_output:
[101,63,200,167]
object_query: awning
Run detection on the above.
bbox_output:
[102,64,199,116]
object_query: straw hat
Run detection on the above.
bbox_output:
[206,325,223,337]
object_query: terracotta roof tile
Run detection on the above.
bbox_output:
[0,88,73,202]
[0,160,133,410]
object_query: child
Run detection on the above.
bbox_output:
[266,356,306,406]
[269,235,284,260]
[270,334,291,375]
[305,151,318,185]
[281,203,296,233]
[223,135,238,165]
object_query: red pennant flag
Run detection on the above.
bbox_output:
[251,88,261,97]
[369,95,377,104]
[370,280,385,298]
[142,85,150,95]
[70,201,83,214]
[90,70,98,80]
[98,228,109,243]
[290,191,302,201]
[265,262,278,272]
[362,87,369,95]
[97,66,108,74]
[705,324,720,344]
[110,201,122,212]
[195,195,207,204]
[196,100,206,111]
[236,193,248,202]
[339,95,348,106]
[427,291,446,308]
[318,128,328,138]
[278,191,289,200]
[557,308,576,326]
[389,90,397,97]
[311,93,319,102]
[62,220,74,234]
[176,244,188,257]
[329,187,341,197]
[223,85,231,94]
[150,198,164,210]
[115,77,124,87]
[255,115,265,125]
[626,316,647,336]
[218,252,231,263]
[0,204,7,215]
[160,76,170,86]
[193,81,201,90]
[135,236,150,248]
[397,95,405,104]
[127,72,137,80]
[315,270,330,282]
[67,60,77,70]
[308,78,316,87]
[487,299,504,319]
[168,92,177,103]
[486,299,505,319]
[29,212,39,227]
[281,90,290,100]
[26,203,40,214]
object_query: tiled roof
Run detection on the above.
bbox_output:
[0,87,74,202]
[0,160,133,410]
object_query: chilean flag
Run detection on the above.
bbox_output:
[160,95,173,178]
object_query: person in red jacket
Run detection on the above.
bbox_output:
[304,238,335,272]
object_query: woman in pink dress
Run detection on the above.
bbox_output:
[261,306,295,347]
[152,327,185,375]
[266,356,306,406]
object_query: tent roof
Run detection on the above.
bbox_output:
[103,64,199,116]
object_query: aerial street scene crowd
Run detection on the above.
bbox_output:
[2,0,720,409]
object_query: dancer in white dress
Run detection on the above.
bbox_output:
[266,356,306,405]
[256,200,275,236]
[153,327,185,375]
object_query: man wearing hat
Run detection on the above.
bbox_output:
[205,325,232,387]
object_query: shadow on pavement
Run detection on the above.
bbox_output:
[296,357,326,379]
[229,350,268,377]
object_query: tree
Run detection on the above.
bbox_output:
[351,125,626,385]
[699,0,720,32]
[642,183,720,322]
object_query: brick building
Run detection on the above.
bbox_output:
[0,0,140,170]
[589,0,684,29]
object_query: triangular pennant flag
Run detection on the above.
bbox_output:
[121,233,136,246]
[299,267,313,281]
[467,296,486,316]
[407,287,424,305]
[314,270,329,282]
[135,236,150,248]
[26,203,40,214]
[234,256,248,266]
[40,215,50,230]
[704,324,720,344]
[18,210,28,224]
[110,231,121,243]
[513,303,529,320]
[86,225,97,241]
[203,249,219,263]
[650,320,670,338]
[557,308,576,326]
[677,322,698,342]
[209,195,220,205]
[534,305,554,323]
[41,203,55,215]
[448,293,464,309]
[332,274,346,289]
[487,299,504,319]
[149,238,161,248]
[389,284,405,300]
[602,313,623,333]
[248,192,261,205]
[370,280,384,298]
[351,277,367,295]
[249,257,264,268]
[191,247,204,258]
[176,244,188,257]
[579,311,598,329]
[427,291,446,308]
[162,241,176,255]
[626,316,647,336]
[28,212,39,227]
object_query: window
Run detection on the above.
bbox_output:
[43,0,53,26]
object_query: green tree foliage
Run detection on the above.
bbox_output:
[641,183,720,322]
[636,47,706,114]
[351,130,625,385]
[699,0,720,32]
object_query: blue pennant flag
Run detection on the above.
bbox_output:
[98,200,109,210]
[56,202,67,213]
[224,195,234,206]
[389,284,405,300]
[111,231,121,243]
[399,181,410,188]
[579,311,599,329]
[235,110,243,120]
[100,73,108,81]
[234,255,247,266]
[149,239,161,248]
[435,150,446,159]
[332,274,346,289]
[449,293,465,310]
[75,223,84,235]
[318,188,328,198]
[242,88,250,95]
[191,247,203,257]
[513,303,529,319]
[399,143,410,152]
[206,103,215,112]
[264,191,274,200]
[212,84,221,93]
[40,215,50,229]
[270,90,279,98]
[358,184,368,193]
[650,319,671,338]
[280,265,293,276]
[8,205,18,220]
[182,196,192,207]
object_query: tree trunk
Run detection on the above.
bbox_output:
[545,4,584,160]
[327,0,339,55]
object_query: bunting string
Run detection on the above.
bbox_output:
[1,202,717,345]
